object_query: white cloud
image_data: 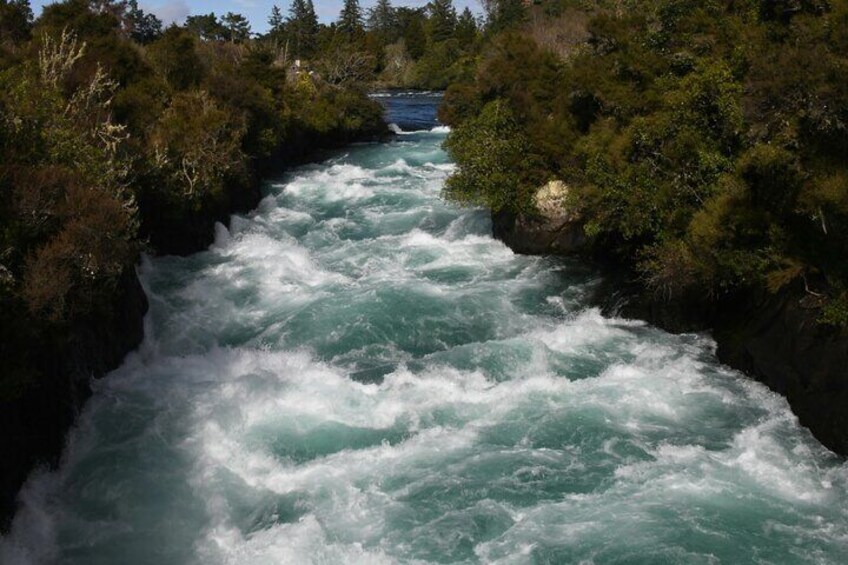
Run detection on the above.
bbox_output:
[145,1,191,25]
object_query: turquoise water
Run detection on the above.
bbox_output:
[2,96,848,564]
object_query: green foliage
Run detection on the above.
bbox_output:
[445,0,848,318]
[738,144,801,215]
[486,0,528,33]
[0,1,388,400]
[185,13,227,42]
[397,8,427,58]
[338,0,365,37]
[125,0,162,44]
[150,91,246,204]
[221,12,251,43]
[367,0,396,44]
[268,5,284,33]
[265,0,482,90]
[287,0,319,57]
[455,8,478,46]
[0,0,33,45]
[0,30,136,326]
[427,0,457,43]
[412,39,462,89]
[821,292,848,327]
[147,26,203,91]
[443,100,531,212]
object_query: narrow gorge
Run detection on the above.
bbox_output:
[2,93,847,564]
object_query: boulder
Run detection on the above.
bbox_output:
[492,180,586,254]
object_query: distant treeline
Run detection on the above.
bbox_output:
[441,0,848,326]
[157,0,525,90]
[0,0,388,401]
[263,0,486,90]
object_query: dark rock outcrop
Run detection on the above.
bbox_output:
[493,210,587,255]
[0,267,148,530]
[712,285,848,455]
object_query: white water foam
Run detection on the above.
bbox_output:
[3,118,848,565]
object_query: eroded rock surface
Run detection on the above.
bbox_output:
[492,180,586,255]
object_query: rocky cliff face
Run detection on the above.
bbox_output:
[617,282,848,455]
[491,189,848,457]
[712,285,848,455]
[0,268,148,530]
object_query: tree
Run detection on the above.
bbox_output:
[455,7,477,46]
[396,7,426,59]
[151,91,246,200]
[444,99,530,212]
[267,5,286,46]
[338,0,364,38]
[288,0,319,57]
[303,0,319,47]
[124,0,161,44]
[0,0,33,45]
[1,29,136,322]
[317,46,376,85]
[485,0,526,33]
[147,26,203,90]
[268,4,284,32]
[427,0,456,43]
[367,0,395,44]
[221,12,251,43]
[185,13,226,41]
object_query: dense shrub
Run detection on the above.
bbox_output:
[0,1,387,402]
[443,0,848,316]
[443,100,531,212]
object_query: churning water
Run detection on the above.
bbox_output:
[2,94,848,564]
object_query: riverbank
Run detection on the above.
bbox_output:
[619,277,848,457]
[0,117,388,532]
[492,213,848,456]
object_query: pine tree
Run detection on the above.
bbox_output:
[396,7,426,59]
[303,0,319,51]
[222,12,251,43]
[268,4,284,33]
[125,0,162,44]
[338,0,363,37]
[454,7,477,46]
[288,0,306,54]
[427,0,456,43]
[367,0,395,44]
[288,0,318,58]
[185,13,227,42]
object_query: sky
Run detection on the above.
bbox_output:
[31,1,483,34]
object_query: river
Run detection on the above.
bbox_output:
[2,92,847,564]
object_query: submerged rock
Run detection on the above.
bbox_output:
[492,180,586,255]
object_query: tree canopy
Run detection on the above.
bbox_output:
[442,0,848,324]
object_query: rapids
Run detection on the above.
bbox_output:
[2,93,848,564]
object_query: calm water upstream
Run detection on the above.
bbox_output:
[2,93,848,564]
